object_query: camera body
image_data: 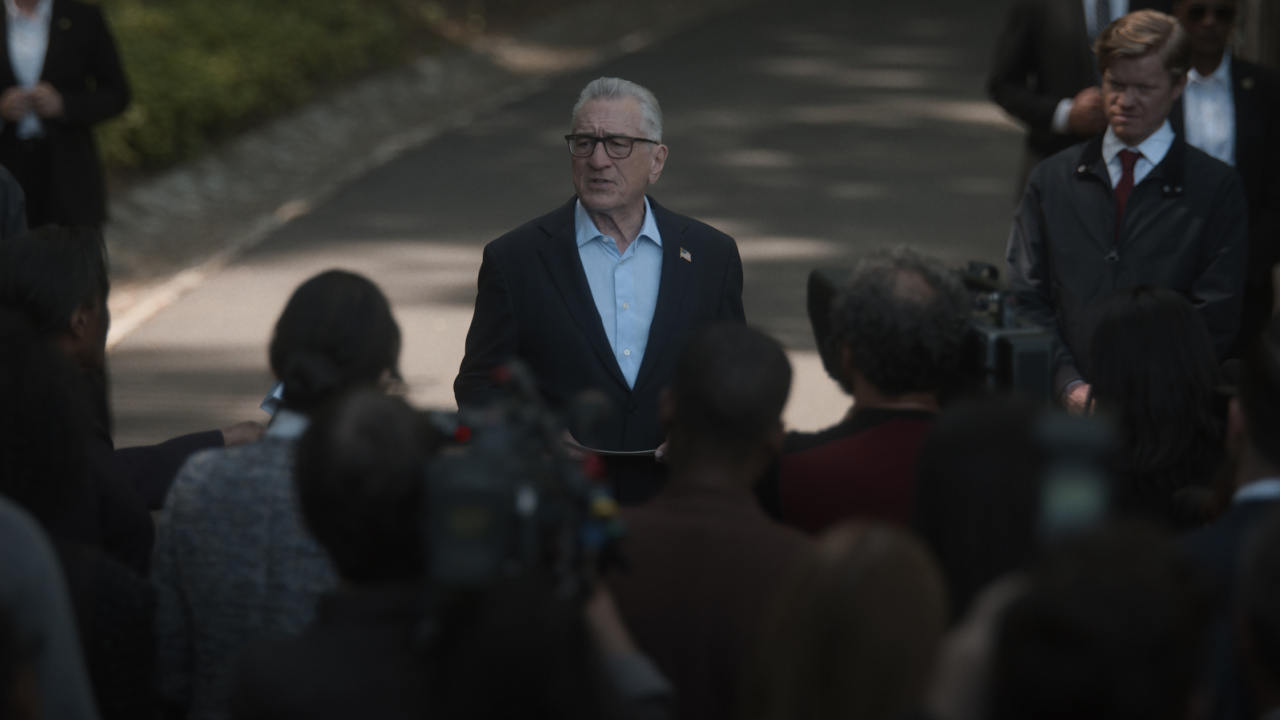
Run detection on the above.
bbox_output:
[424,362,623,602]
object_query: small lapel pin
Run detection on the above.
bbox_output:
[57,17,71,30]
[680,247,692,262]
[1242,77,1255,90]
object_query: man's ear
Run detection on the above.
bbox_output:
[1171,72,1189,102]
[763,420,785,457]
[67,302,93,340]
[648,144,668,184]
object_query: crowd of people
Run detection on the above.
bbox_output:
[1,3,1280,720]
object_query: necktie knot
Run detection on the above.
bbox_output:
[1119,149,1141,173]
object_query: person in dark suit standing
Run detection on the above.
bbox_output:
[1169,0,1280,354]
[1184,317,1280,720]
[989,0,1171,196]
[0,0,128,228]
[455,77,745,504]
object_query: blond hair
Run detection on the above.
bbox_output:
[1095,9,1192,81]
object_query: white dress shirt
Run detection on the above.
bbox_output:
[1101,120,1175,188]
[576,198,663,389]
[1052,0,1130,134]
[1233,478,1280,505]
[1183,52,1236,167]
[4,0,52,139]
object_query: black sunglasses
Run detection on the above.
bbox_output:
[1186,3,1236,23]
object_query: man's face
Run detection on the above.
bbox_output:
[1103,53,1187,146]
[570,97,667,218]
[1175,0,1236,60]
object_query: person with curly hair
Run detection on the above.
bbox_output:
[757,248,973,534]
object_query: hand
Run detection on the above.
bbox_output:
[583,585,637,657]
[653,440,669,463]
[562,429,586,461]
[0,87,29,122]
[1061,382,1092,416]
[28,83,63,119]
[221,421,266,447]
[1067,87,1106,136]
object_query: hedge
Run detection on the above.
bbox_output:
[96,0,579,171]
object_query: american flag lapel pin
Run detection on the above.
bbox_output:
[680,247,692,263]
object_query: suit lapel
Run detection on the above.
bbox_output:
[39,0,64,83]
[1232,63,1262,175]
[633,198,694,392]
[535,198,629,390]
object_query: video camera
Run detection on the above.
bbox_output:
[806,262,1054,400]
[423,361,625,605]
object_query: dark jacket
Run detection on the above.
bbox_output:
[1006,134,1249,391]
[0,164,25,239]
[0,0,129,225]
[454,196,745,502]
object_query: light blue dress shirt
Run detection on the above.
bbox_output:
[5,0,52,139]
[1101,120,1174,189]
[576,197,663,389]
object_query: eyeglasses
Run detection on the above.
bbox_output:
[1186,3,1236,23]
[565,134,658,159]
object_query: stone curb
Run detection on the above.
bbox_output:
[104,0,762,349]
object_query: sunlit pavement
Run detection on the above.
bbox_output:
[109,0,1023,446]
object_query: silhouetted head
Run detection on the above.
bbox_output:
[1087,286,1223,498]
[269,270,401,414]
[989,523,1211,720]
[1240,508,1280,707]
[745,521,948,720]
[0,226,110,370]
[832,248,970,398]
[0,310,89,526]
[662,324,791,470]
[296,391,438,585]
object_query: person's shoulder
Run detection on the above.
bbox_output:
[651,199,734,244]
[1233,57,1280,94]
[487,198,576,257]
[1180,141,1242,187]
[167,439,294,506]
[54,0,107,21]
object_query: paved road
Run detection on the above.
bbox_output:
[110,0,1023,446]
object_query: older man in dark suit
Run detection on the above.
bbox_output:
[455,77,745,504]
[1168,0,1280,353]
[989,0,1172,195]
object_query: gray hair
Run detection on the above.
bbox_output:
[833,247,972,397]
[571,77,663,142]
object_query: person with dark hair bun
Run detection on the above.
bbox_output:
[153,270,403,720]
[1086,285,1225,527]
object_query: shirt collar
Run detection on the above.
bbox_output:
[4,0,51,21]
[1188,50,1232,86]
[1233,478,1280,505]
[266,408,310,440]
[1102,120,1176,167]
[574,197,662,249]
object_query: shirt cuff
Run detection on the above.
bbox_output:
[1051,98,1074,135]
[604,652,673,702]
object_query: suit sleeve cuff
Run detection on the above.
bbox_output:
[1051,99,1074,135]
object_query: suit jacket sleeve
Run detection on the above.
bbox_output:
[1006,173,1082,392]
[987,0,1063,135]
[455,243,518,408]
[56,4,130,127]
[719,239,746,323]
[114,430,225,511]
[1192,171,1249,358]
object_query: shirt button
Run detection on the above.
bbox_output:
[622,302,630,310]
[623,349,631,357]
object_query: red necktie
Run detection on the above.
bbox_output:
[1114,149,1141,238]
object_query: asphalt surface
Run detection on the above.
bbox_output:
[110,0,1024,446]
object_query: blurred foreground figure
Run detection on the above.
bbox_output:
[609,324,810,720]
[154,270,401,720]
[1239,510,1280,720]
[989,523,1211,720]
[759,248,970,534]
[742,522,947,720]
[1184,316,1280,720]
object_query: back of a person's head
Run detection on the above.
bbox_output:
[0,310,88,526]
[744,522,947,720]
[0,226,108,339]
[1239,318,1280,470]
[1087,286,1222,486]
[667,323,791,458]
[1241,509,1280,698]
[832,247,970,397]
[296,391,436,585]
[913,394,1046,620]
[269,270,401,414]
[989,523,1211,720]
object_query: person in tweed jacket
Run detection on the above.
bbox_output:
[152,270,404,720]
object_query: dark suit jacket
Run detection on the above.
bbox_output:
[0,0,129,225]
[455,196,745,498]
[609,483,811,720]
[1171,59,1280,285]
[988,0,1169,162]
